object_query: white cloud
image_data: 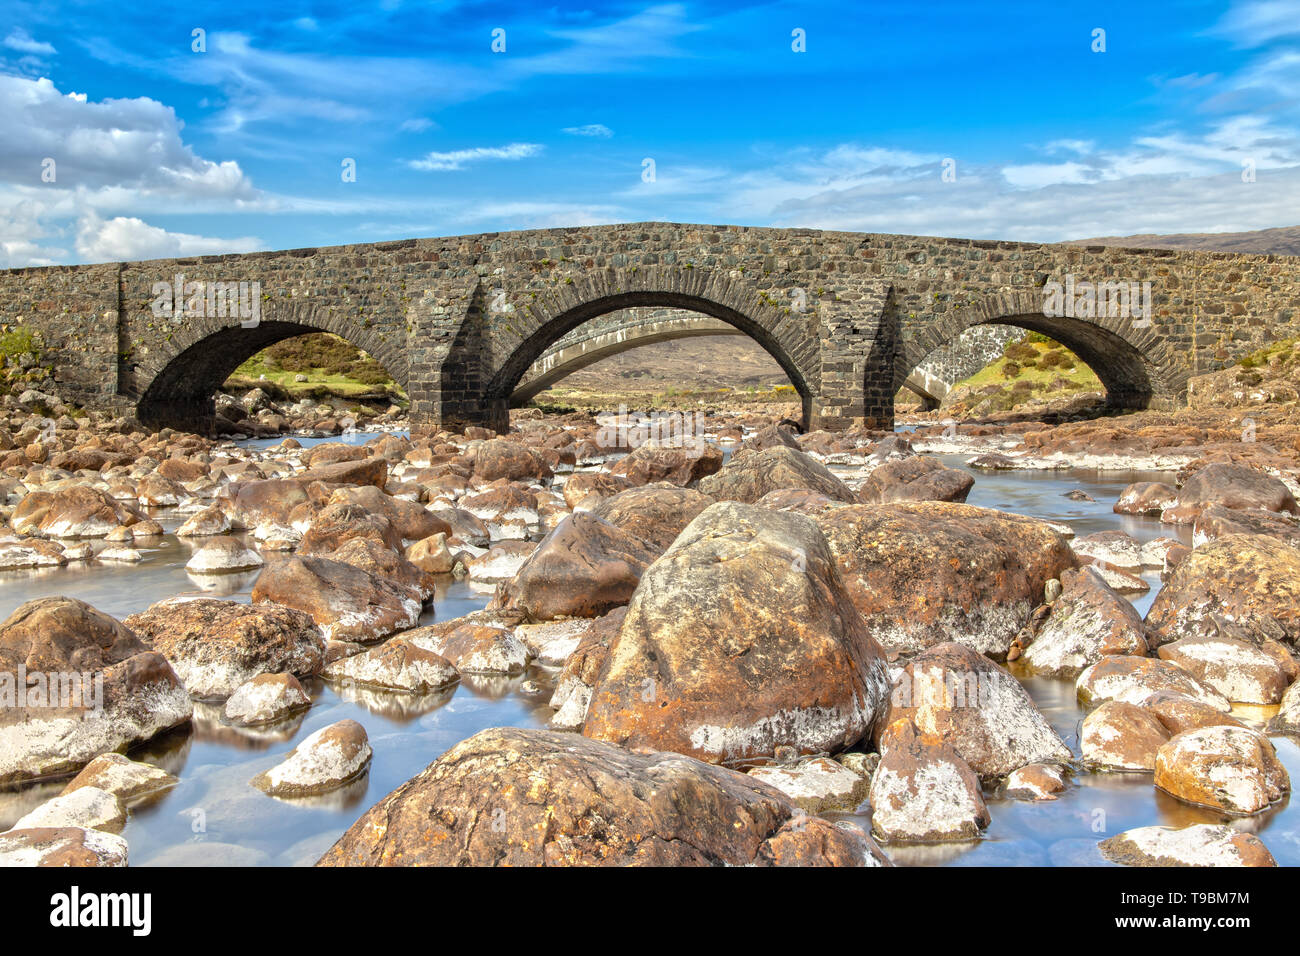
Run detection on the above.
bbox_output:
[1212,0,1300,46]
[75,213,263,263]
[562,123,613,138]
[3,29,55,56]
[409,143,543,172]
[400,118,436,133]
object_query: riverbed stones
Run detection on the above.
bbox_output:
[317,726,876,866]
[582,502,890,764]
[12,786,127,834]
[465,540,536,584]
[1154,726,1289,815]
[747,756,871,813]
[298,502,404,556]
[1004,763,1067,800]
[817,502,1077,657]
[0,826,129,867]
[325,484,450,542]
[1161,462,1299,525]
[0,597,193,785]
[1155,635,1289,704]
[586,484,714,552]
[406,621,528,674]
[868,719,990,844]
[1076,655,1231,712]
[490,512,656,620]
[1020,567,1148,679]
[175,505,232,537]
[467,438,552,482]
[60,753,177,803]
[1113,482,1178,516]
[0,536,67,570]
[609,442,723,487]
[856,456,974,504]
[405,532,455,574]
[1144,534,1300,649]
[125,598,325,700]
[16,486,143,539]
[250,718,372,797]
[561,471,634,509]
[184,535,264,573]
[224,673,312,725]
[1080,701,1171,771]
[699,446,856,504]
[322,636,460,693]
[1099,825,1276,867]
[251,554,423,643]
[881,642,1070,780]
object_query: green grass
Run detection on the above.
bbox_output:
[956,337,1101,393]
[226,333,406,400]
[1238,336,1299,369]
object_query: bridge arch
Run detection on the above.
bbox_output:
[133,302,408,433]
[479,266,821,429]
[897,290,1184,411]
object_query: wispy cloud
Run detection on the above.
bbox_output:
[562,123,613,138]
[409,143,543,172]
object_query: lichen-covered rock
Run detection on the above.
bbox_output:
[698,446,857,503]
[609,442,723,487]
[1076,655,1231,712]
[322,637,460,693]
[15,486,143,539]
[1100,825,1276,867]
[1021,567,1148,679]
[125,598,325,700]
[747,756,870,813]
[0,827,129,867]
[880,642,1071,780]
[489,512,657,620]
[250,718,372,797]
[587,484,714,552]
[1161,462,1298,525]
[869,719,989,844]
[0,597,192,785]
[1113,481,1177,516]
[175,505,231,537]
[184,535,264,573]
[224,673,312,726]
[1144,534,1300,649]
[407,621,528,675]
[582,502,890,765]
[1080,700,1170,771]
[1004,763,1066,801]
[1154,726,1289,815]
[251,554,423,643]
[317,727,876,866]
[60,753,177,803]
[1155,635,1288,705]
[856,456,974,504]
[12,786,126,834]
[817,502,1077,657]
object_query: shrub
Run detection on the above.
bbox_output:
[1002,360,1021,379]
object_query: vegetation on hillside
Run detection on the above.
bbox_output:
[225,333,405,401]
[938,333,1102,415]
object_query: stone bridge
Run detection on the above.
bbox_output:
[3,221,1297,437]
[512,306,1006,408]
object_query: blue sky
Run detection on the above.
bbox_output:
[3,0,1300,265]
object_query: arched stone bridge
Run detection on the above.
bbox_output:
[3,222,1297,436]
[512,306,996,408]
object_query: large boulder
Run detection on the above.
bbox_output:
[1020,567,1148,679]
[1154,726,1289,815]
[1162,463,1299,525]
[1100,825,1276,867]
[489,512,657,620]
[322,636,460,693]
[0,597,192,785]
[124,598,325,700]
[587,484,714,552]
[1144,534,1300,649]
[468,438,552,481]
[856,456,974,504]
[1155,635,1289,705]
[817,502,1077,657]
[609,442,724,487]
[869,718,989,843]
[317,727,881,866]
[699,446,856,503]
[582,502,890,765]
[14,486,142,539]
[879,642,1070,780]
[325,485,451,542]
[1076,655,1231,712]
[298,503,404,556]
[251,718,372,797]
[251,554,423,643]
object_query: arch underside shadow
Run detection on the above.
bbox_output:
[134,320,404,433]
[488,290,818,428]
[899,309,1180,411]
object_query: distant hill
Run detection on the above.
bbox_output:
[1069,225,1300,255]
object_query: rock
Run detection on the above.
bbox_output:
[857,456,974,504]
[250,719,372,797]
[489,512,657,620]
[881,642,1070,780]
[514,618,590,666]
[0,597,192,785]
[0,827,129,867]
[97,546,143,563]
[1162,462,1298,525]
[561,471,635,509]
[468,438,552,481]
[325,484,450,542]
[1271,679,1300,735]
[1142,691,1246,736]
[587,484,714,552]
[465,540,536,584]
[12,786,127,833]
[609,442,723,487]
[1193,504,1300,548]
[0,536,67,570]
[699,446,857,503]
[406,621,528,675]
[251,554,423,643]
[317,726,876,866]
[1156,635,1288,705]
[185,535,264,573]
[1154,726,1288,815]
[582,502,890,764]
[548,608,623,730]
[1100,825,1276,867]
[224,673,312,726]
[1071,530,1144,573]
[1020,567,1148,679]
[175,505,232,537]
[817,502,1077,657]
[60,753,177,803]
[747,756,871,813]
[125,598,325,700]
[869,719,990,843]
[322,637,460,692]
[15,486,142,539]
[1076,655,1231,712]
[1145,534,1300,649]
[746,423,801,451]
[460,484,539,539]
[1081,701,1170,771]
[325,537,435,601]
[406,532,455,574]
[298,502,403,556]
[1004,763,1066,800]
[1113,481,1178,515]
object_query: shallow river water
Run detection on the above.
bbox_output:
[2,431,1297,866]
